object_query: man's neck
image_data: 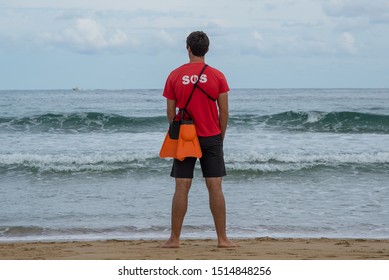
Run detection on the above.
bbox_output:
[189,55,205,63]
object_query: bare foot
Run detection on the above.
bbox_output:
[162,238,180,248]
[218,240,239,248]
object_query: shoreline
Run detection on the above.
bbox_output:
[1,238,389,260]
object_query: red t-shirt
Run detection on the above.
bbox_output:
[163,62,229,137]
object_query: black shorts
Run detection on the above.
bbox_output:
[170,133,227,178]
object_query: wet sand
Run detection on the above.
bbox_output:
[1,238,389,260]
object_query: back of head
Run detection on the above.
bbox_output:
[186,31,209,57]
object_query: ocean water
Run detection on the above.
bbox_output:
[0,88,389,242]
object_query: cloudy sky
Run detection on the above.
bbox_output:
[1,0,388,89]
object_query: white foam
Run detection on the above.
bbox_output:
[0,152,160,172]
[225,151,389,172]
[305,111,326,123]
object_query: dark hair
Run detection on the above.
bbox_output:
[186,31,209,57]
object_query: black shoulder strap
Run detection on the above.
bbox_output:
[182,64,208,111]
[195,84,217,101]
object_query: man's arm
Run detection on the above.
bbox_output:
[166,99,176,123]
[217,92,229,140]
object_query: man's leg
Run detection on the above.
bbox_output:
[163,178,192,248]
[205,177,237,248]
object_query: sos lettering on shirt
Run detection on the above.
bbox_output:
[182,74,208,85]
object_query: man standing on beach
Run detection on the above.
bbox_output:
[162,31,236,248]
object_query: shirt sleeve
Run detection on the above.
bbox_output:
[218,72,230,94]
[162,76,176,100]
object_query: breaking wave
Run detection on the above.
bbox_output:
[2,111,389,134]
[230,111,389,133]
[0,112,166,133]
[1,152,388,174]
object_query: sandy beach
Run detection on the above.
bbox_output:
[1,238,389,260]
